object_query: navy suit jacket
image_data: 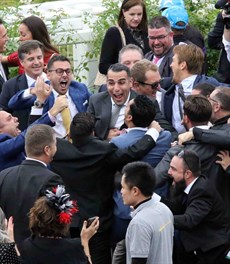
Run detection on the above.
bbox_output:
[0,74,30,131]
[8,80,91,114]
[0,113,54,171]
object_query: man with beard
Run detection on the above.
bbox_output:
[7,55,91,138]
[161,150,230,264]
[145,16,174,78]
[162,44,225,134]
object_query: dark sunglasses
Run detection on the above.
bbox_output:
[137,78,163,90]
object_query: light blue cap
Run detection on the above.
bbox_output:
[159,0,185,11]
[162,6,188,29]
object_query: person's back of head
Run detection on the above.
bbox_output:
[29,185,77,238]
[70,112,95,144]
[192,83,215,97]
[183,95,212,126]
[128,95,156,127]
[173,44,204,75]
[18,40,44,61]
[122,161,156,198]
[25,124,56,160]
[162,6,188,35]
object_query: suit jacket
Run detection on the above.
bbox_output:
[8,80,91,115]
[145,46,174,78]
[0,113,54,171]
[161,75,227,125]
[0,160,63,252]
[87,90,177,140]
[0,63,8,93]
[162,175,230,252]
[0,74,30,131]
[51,134,156,233]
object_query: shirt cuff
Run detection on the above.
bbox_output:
[145,128,160,142]
[48,111,56,123]
[30,106,43,115]
[23,88,33,98]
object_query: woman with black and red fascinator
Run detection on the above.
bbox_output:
[20,185,99,264]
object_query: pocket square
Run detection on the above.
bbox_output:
[83,100,88,106]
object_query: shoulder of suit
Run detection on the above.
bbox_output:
[69,80,88,90]
[3,74,25,85]
[90,91,109,100]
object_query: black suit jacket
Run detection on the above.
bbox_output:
[162,175,230,252]
[0,74,30,130]
[0,63,8,93]
[0,160,63,251]
[51,135,156,232]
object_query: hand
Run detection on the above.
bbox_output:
[7,216,14,242]
[148,120,161,133]
[106,128,121,141]
[81,217,99,242]
[216,150,230,171]
[49,95,68,117]
[31,76,52,102]
[178,131,194,145]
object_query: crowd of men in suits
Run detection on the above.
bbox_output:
[0,12,230,264]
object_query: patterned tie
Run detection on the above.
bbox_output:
[153,56,160,65]
[110,104,122,128]
[178,84,186,119]
[61,106,71,136]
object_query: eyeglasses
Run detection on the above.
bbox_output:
[209,97,218,104]
[48,68,72,76]
[148,32,170,41]
[177,150,192,171]
[137,78,163,90]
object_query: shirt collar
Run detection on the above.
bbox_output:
[180,75,197,91]
[26,157,47,167]
[184,177,199,194]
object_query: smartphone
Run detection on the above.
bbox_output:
[86,216,97,228]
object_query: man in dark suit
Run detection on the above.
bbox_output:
[51,112,161,264]
[0,40,45,131]
[88,63,176,140]
[163,150,230,264]
[8,55,91,138]
[0,96,68,171]
[145,16,174,78]
[0,18,9,92]
[0,124,63,253]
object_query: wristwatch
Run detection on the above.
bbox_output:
[34,100,44,108]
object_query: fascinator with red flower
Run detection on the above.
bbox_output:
[45,185,78,224]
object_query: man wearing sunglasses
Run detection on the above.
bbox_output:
[7,54,91,138]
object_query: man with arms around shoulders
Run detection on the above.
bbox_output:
[121,161,174,264]
[0,124,63,253]
[8,55,91,138]
[51,111,162,264]
[0,40,45,130]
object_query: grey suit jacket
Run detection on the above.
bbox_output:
[87,90,136,139]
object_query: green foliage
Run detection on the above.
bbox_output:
[84,0,221,76]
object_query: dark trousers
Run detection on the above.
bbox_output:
[70,227,112,264]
